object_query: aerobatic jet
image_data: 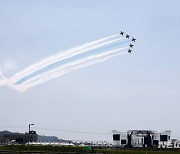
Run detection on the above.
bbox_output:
[128,49,132,53]
[129,43,134,48]
[120,31,124,36]
[132,37,136,42]
[126,34,130,39]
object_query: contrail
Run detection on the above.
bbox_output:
[8,47,127,92]
[0,69,4,79]
[0,69,7,86]
[0,33,134,92]
[10,37,124,83]
[9,35,121,83]
[0,80,7,87]
[24,47,128,85]
[27,50,127,89]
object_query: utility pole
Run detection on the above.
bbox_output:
[28,123,34,144]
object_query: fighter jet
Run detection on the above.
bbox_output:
[120,31,124,36]
[128,49,132,53]
[126,34,130,39]
[129,43,134,48]
[132,37,136,42]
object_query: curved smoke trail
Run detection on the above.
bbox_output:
[0,69,7,87]
[8,47,127,92]
[10,35,120,83]
[0,33,134,92]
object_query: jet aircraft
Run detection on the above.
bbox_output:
[129,43,134,48]
[132,37,136,42]
[126,34,130,39]
[120,31,124,36]
[128,49,132,53]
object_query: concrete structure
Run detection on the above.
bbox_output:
[112,130,172,148]
[112,130,127,147]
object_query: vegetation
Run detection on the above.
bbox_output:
[96,148,180,154]
[0,145,180,153]
[0,144,90,153]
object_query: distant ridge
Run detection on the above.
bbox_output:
[0,130,60,142]
[38,135,59,142]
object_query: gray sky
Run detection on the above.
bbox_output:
[0,0,180,142]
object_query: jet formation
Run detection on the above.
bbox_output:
[120,31,136,54]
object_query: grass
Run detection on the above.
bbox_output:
[0,145,180,153]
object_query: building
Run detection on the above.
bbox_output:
[112,130,173,148]
[0,130,38,144]
[112,130,127,147]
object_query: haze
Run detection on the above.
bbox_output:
[0,0,180,142]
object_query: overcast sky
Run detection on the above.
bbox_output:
[0,0,180,142]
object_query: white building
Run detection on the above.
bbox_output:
[112,130,172,148]
[112,130,127,147]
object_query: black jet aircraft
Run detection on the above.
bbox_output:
[128,49,132,53]
[132,37,136,42]
[120,31,124,36]
[126,34,130,39]
[129,43,134,48]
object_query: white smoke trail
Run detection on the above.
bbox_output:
[0,69,7,86]
[10,37,123,83]
[0,69,3,80]
[22,47,127,85]
[9,35,121,83]
[28,51,126,88]
[8,47,127,91]
[0,33,132,92]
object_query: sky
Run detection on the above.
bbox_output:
[0,0,180,142]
